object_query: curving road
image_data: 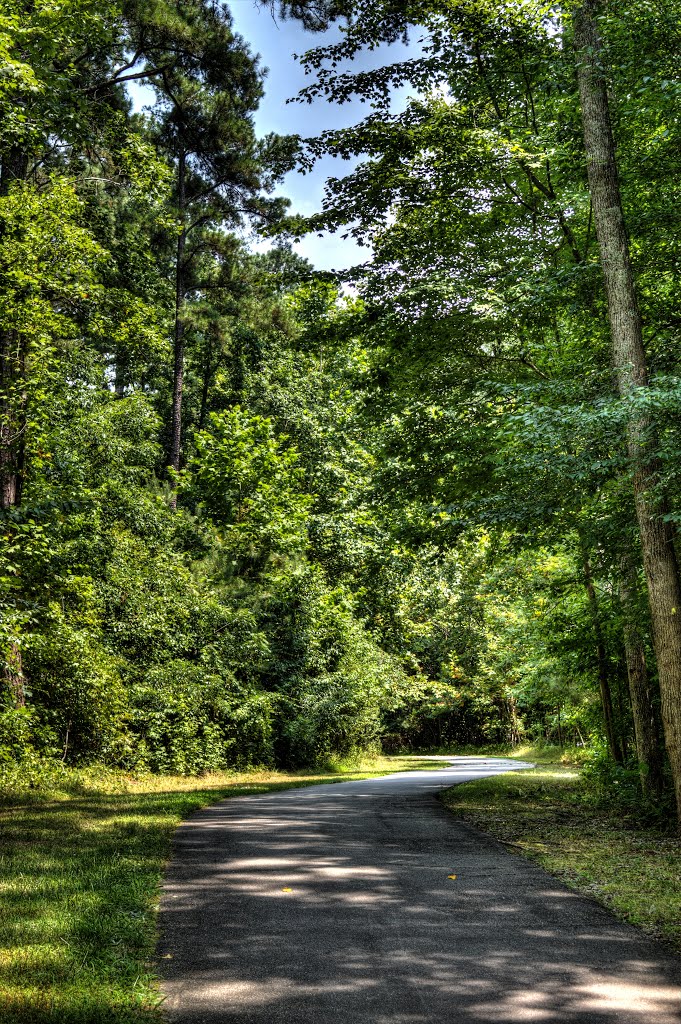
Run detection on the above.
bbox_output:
[158,756,681,1023]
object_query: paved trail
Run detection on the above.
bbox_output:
[159,756,681,1023]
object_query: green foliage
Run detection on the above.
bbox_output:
[580,743,644,804]
[275,587,390,765]
[27,622,128,761]
[132,664,275,774]
[186,408,311,562]
[2,0,679,807]
[0,704,56,765]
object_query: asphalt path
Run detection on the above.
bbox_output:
[158,755,681,1023]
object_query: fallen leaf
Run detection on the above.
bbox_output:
[447,874,457,880]
[160,954,174,959]
[282,887,293,892]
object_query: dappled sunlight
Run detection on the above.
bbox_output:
[159,758,681,1023]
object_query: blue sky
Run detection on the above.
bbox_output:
[128,3,419,270]
[228,2,418,270]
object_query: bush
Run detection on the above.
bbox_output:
[131,663,276,774]
[280,671,383,767]
[581,743,648,805]
[0,705,57,764]
[25,624,130,762]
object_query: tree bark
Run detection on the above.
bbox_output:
[581,549,622,762]
[1,352,19,507]
[575,0,681,819]
[0,149,29,509]
[619,554,664,798]
[3,642,25,708]
[168,147,186,508]
[0,329,28,511]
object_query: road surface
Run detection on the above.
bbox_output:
[158,755,681,1023]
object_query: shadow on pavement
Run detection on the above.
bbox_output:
[159,759,681,1023]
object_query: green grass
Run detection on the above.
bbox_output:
[0,755,436,1023]
[441,748,681,952]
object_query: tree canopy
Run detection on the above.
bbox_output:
[2,0,681,822]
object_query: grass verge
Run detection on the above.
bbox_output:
[441,748,681,952]
[0,755,435,1023]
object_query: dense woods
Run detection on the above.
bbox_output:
[2,0,681,821]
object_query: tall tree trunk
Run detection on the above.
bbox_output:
[619,554,664,798]
[168,147,186,508]
[1,340,20,508]
[0,332,28,511]
[114,357,125,398]
[574,0,681,820]
[3,642,25,708]
[0,149,29,509]
[581,549,622,762]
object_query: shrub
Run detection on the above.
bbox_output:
[131,663,276,774]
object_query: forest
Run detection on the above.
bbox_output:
[2,0,681,824]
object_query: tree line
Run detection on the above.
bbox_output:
[2,0,681,822]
